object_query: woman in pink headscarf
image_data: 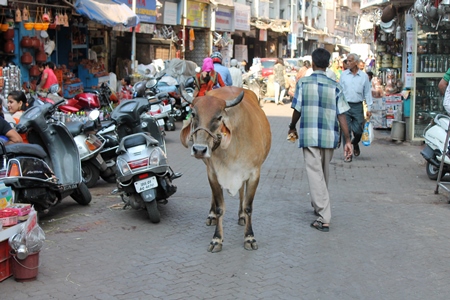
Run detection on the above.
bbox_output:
[193,57,225,97]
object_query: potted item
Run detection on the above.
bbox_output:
[20,36,32,48]
[21,52,32,65]
[30,36,40,49]
[3,28,14,40]
[29,65,40,77]
[4,40,14,54]
[35,50,47,63]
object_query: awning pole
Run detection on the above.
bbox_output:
[131,0,137,74]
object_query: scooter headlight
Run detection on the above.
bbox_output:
[149,147,166,165]
[117,157,132,176]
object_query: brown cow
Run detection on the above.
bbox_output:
[180,86,271,252]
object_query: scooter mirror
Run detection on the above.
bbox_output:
[89,109,100,121]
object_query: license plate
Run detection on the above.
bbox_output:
[157,119,165,126]
[134,176,158,192]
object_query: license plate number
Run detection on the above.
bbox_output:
[157,119,165,126]
[134,176,158,192]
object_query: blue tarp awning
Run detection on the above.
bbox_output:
[74,0,140,28]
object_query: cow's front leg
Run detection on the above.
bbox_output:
[207,174,225,253]
[206,197,217,226]
[243,176,260,251]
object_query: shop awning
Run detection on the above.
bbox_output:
[74,0,139,28]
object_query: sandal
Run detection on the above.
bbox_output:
[310,220,329,232]
[344,155,352,163]
[354,144,360,157]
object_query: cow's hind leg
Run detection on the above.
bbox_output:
[207,174,225,253]
[238,184,245,226]
[243,176,260,251]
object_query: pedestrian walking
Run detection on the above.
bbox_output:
[273,58,286,105]
[296,60,311,81]
[193,57,225,97]
[229,59,243,88]
[211,52,232,86]
[339,53,373,162]
[288,48,352,232]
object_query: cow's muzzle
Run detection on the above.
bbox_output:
[190,127,222,153]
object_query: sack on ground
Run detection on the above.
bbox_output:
[362,121,373,146]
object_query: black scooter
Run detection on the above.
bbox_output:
[0,95,91,212]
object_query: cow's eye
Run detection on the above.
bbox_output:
[217,116,222,121]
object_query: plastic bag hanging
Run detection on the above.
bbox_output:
[361,120,373,146]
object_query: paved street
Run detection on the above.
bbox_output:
[3,101,450,299]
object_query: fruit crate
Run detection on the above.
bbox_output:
[0,240,12,281]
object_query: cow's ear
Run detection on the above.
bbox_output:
[180,118,192,148]
[220,119,232,149]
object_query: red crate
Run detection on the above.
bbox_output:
[0,257,12,282]
[0,240,11,262]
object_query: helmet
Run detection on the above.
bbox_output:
[211,52,222,64]
[132,81,146,98]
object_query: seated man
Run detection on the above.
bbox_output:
[0,116,23,144]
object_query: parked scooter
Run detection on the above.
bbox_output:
[58,82,115,114]
[110,97,182,223]
[65,110,118,188]
[421,113,450,180]
[0,89,91,212]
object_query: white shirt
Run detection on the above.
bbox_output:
[229,67,243,88]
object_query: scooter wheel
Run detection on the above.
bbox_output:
[426,161,446,180]
[101,175,116,184]
[71,182,92,205]
[145,200,160,223]
[82,162,100,188]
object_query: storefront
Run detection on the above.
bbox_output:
[0,0,139,101]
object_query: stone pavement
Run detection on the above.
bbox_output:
[3,100,450,299]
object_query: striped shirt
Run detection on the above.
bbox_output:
[292,70,350,149]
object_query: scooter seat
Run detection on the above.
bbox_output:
[5,143,47,159]
[66,121,84,136]
[118,133,159,154]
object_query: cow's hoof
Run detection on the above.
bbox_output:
[207,240,223,253]
[244,237,258,251]
[206,216,217,226]
[238,217,245,226]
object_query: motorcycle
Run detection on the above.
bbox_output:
[420,113,450,180]
[65,110,118,188]
[58,82,115,114]
[110,97,182,223]
[0,88,91,212]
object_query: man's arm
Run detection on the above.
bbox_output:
[38,72,48,90]
[439,78,448,95]
[338,114,352,159]
[5,129,23,144]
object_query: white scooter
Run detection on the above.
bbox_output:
[420,113,450,180]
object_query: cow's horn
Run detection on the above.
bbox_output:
[180,83,194,104]
[225,91,244,108]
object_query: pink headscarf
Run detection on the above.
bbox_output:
[202,57,214,72]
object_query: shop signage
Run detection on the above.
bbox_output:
[259,29,267,41]
[163,1,178,25]
[216,7,232,32]
[187,0,209,27]
[116,0,157,23]
[360,0,389,10]
[234,3,250,32]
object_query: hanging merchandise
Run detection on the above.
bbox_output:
[63,10,69,27]
[189,28,195,51]
[22,6,29,21]
[15,6,22,23]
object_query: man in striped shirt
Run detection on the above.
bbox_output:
[288,48,352,232]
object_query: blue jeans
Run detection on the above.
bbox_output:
[345,102,364,145]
